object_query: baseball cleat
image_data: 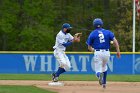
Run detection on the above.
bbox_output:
[99,73,104,85]
[102,84,106,89]
[52,73,58,82]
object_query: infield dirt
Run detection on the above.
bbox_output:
[0,80,139,93]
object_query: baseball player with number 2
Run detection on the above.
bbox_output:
[86,18,120,88]
[52,23,82,82]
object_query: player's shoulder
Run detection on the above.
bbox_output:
[56,30,64,37]
[58,30,64,35]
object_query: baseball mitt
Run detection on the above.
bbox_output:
[73,33,82,42]
[74,33,82,37]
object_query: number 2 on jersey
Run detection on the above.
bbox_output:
[98,33,105,43]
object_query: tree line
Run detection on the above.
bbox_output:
[0,0,139,52]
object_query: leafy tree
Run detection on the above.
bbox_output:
[0,0,139,52]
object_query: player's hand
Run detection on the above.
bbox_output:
[116,52,120,58]
[72,36,80,42]
[88,46,94,52]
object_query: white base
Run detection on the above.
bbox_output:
[48,82,64,86]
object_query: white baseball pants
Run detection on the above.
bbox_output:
[54,49,71,71]
[94,50,110,73]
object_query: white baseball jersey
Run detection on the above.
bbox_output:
[53,30,74,70]
[53,30,74,51]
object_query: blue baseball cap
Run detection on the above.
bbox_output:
[62,23,72,29]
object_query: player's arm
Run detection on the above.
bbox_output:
[69,33,82,43]
[62,37,80,47]
[86,33,94,52]
[88,45,94,52]
[109,31,120,58]
[62,33,82,47]
[113,38,120,58]
[62,42,73,47]
[56,34,72,47]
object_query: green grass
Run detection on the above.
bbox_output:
[0,74,51,80]
[0,85,56,93]
[0,74,139,82]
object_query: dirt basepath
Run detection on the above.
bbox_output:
[0,80,140,93]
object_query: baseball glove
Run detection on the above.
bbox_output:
[73,33,82,42]
[74,33,82,37]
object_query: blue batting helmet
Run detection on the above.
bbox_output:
[62,23,72,29]
[93,18,103,28]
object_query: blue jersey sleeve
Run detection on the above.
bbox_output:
[86,32,94,46]
[109,31,115,41]
[62,42,73,47]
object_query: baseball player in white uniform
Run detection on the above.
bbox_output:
[52,23,82,82]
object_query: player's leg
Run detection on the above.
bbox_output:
[52,50,65,82]
[101,68,108,88]
[102,51,110,88]
[96,72,104,85]
[54,52,71,81]
[55,67,66,77]
[94,51,104,85]
[101,62,107,88]
[52,67,65,82]
[64,54,71,70]
[55,52,71,75]
[102,71,107,88]
[53,50,67,82]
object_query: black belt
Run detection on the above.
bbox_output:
[95,49,109,51]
